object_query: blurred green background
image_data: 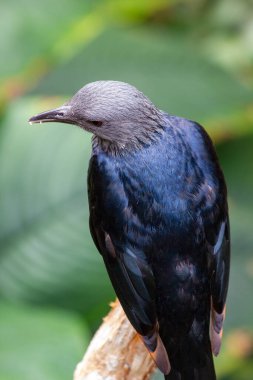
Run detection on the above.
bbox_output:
[0,1,253,379]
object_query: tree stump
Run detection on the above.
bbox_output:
[74,300,156,380]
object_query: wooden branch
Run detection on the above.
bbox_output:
[74,299,156,380]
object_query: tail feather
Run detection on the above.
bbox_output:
[149,334,171,375]
[162,337,216,380]
[210,304,226,356]
[165,360,216,380]
[141,327,171,375]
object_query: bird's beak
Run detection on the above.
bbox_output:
[28,105,73,125]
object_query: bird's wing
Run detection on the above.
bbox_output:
[177,117,230,356]
[208,217,230,356]
[88,155,170,374]
[89,216,170,374]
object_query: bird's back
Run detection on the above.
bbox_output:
[88,115,228,379]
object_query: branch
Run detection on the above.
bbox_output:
[74,299,156,380]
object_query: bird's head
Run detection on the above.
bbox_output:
[29,81,164,151]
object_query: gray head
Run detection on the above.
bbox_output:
[29,81,164,152]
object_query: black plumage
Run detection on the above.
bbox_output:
[29,81,230,380]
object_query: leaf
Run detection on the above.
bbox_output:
[0,0,94,80]
[31,27,253,125]
[0,301,88,380]
[0,2,107,108]
[0,98,114,314]
[214,329,253,380]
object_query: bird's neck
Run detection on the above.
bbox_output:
[92,112,167,155]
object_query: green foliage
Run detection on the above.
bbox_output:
[32,28,252,122]
[0,0,93,79]
[0,99,113,315]
[0,301,88,380]
[0,1,253,379]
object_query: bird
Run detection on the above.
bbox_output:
[29,80,230,380]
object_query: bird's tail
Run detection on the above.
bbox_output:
[162,336,216,380]
[164,364,216,380]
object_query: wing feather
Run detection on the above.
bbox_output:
[89,216,170,374]
[208,217,230,355]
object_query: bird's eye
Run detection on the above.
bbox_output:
[89,120,103,127]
